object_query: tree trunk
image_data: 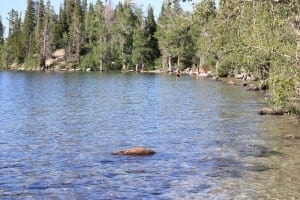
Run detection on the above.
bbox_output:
[41,22,48,71]
[168,54,172,72]
[136,63,138,72]
[200,55,206,68]
[215,55,220,76]
[297,39,300,69]
[197,57,201,75]
[43,33,46,59]
[177,55,180,70]
[141,63,144,72]
[122,58,126,71]
[67,42,71,60]
[40,55,45,72]
[100,57,103,71]
[5,51,8,69]
[121,42,126,71]
[76,29,81,64]
[162,54,168,71]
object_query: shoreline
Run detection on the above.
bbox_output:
[0,66,165,73]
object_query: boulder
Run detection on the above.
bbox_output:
[228,80,236,85]
[112,147,156,156]
[10,62,19,69]
[258,108,284,115]
[52,49,65,58]
[247,76,259,81]
[211,76,219,81]
[199,72,212,78]
[247,84,260,91]
[45,58,55,66]
[235,74,244,79]
[247,86,260,91]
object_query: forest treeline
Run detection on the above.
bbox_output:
[0,0,299,113]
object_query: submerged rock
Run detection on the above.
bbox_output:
[258,108,284,115]
[247,84,260,91]
[112,147,156,156]
[240,144,282,157]
[284,135,300,140]
[245,165,274,172]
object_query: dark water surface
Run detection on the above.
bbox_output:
[0,71,299,199]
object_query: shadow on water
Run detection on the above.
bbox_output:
[238,144,283,158]
[200,157,244,178]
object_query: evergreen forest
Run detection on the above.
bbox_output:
[0,0,299,114]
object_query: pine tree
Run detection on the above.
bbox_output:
[114,2,136,71]
[144,6,160,68]
[103,0,117,70]
[94,0,107,71]
[0,16,4,44]
[191,0,216,71]
[6,10,24,64]
[73,0,84,61]
[80,0,107,71]
[23,0,36,56]
[156,1,190,71]
[0,16,4,68]
[42,0,54,59]
[36,0,45,45]
[61,1,69,33]
[52,5,68,49]
[132,8,148,71]
[66,0,75,26]
[156,1,173,71]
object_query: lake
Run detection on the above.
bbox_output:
[0,71,299,199]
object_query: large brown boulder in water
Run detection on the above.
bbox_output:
[112,147,156,156]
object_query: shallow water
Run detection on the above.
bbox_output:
[0,71,299,199]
